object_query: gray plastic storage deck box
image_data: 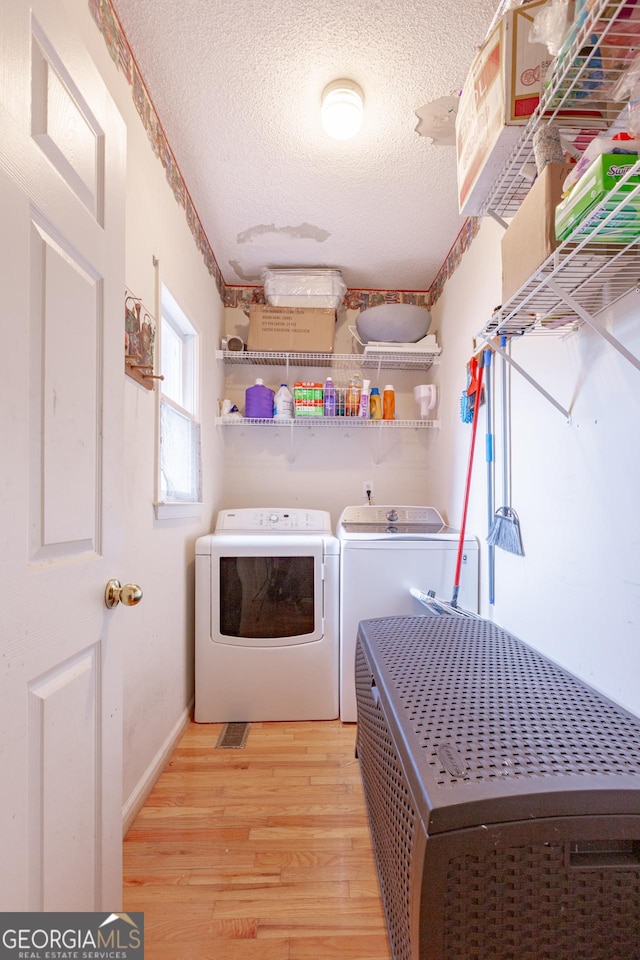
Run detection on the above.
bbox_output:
[355,615,640,960]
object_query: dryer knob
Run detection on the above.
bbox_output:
[268,514,279,523]
[386,509,399,522]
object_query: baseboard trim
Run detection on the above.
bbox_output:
[122,699,194,837]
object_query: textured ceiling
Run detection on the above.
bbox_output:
[111,0,497,293]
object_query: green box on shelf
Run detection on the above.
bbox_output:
[555,153,640,242]
[293,381,324,417]
[573,202,640,244]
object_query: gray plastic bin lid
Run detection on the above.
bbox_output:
[357,615,640,834]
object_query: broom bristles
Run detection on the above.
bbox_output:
[487,507,524,556]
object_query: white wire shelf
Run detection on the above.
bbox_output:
[216,416,440,429]
[472,1,640,421]
[481,0,634,218]
[216,349,441,371]
[479,160,640,340]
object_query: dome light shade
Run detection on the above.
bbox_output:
[321,80,364,140]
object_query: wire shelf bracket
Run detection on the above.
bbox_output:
[477,335,572,423]
[546,279,640,374]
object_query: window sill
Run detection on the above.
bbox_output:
[154,501,203,521]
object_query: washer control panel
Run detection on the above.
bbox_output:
[337,505,459,538]
[340,505,445,526]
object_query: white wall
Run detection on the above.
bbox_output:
[64,0,225,811]
[221,307,441,524]
[430,217,640,718]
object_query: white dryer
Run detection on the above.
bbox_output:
[195,508,339,722]
[338,505,479,722]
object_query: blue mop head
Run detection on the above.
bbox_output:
[460,389,473,423]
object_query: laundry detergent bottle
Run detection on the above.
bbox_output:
[273,383,294,419]
[245,378,274,419]
[323,376,336,417]
[383,384,395,420]
[369,386,382,420]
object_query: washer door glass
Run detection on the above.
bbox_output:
[220,555,315,639]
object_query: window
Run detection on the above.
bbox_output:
[155,285,202,518]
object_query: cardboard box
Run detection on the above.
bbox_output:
[555,153,640,242]
[501,163,571,304]
[456,0,608,216]
[456,0,553,216]
[248,304,336,353]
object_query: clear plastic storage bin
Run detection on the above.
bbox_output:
[262,267,346,310]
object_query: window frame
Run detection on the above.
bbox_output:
[154,284,202,520]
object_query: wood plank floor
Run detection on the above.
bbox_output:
[123,720,393,960]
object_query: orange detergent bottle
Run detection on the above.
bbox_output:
[383,384,395,420]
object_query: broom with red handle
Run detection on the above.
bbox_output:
[487,335,525,556]
[452,356,484,608]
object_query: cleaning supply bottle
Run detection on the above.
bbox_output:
[383,384,395,420]
[346,374,361,417]
[323,376,336,417]
[245,378,274,419]
[273,383,293,419]
[359,379,370,418]
[369,386,382,420]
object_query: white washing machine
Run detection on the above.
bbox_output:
[195,508,339,722]
[338,505,479,722]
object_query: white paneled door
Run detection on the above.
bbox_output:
[0,0,126,909]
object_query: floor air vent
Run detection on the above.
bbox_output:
[215,722,250,749]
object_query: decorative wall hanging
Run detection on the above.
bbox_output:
[124,290,162,389]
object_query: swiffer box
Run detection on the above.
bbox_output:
[555,153,640,242]
[456,0,553,216]
[248,304,335,353]
[501,162,571,303]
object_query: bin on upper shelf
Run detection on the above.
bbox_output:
[261,268,346,311]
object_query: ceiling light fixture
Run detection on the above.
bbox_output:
[321,80,364,140]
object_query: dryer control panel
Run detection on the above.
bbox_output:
[215,508,332,534]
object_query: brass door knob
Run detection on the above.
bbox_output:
[105,579,143,609]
